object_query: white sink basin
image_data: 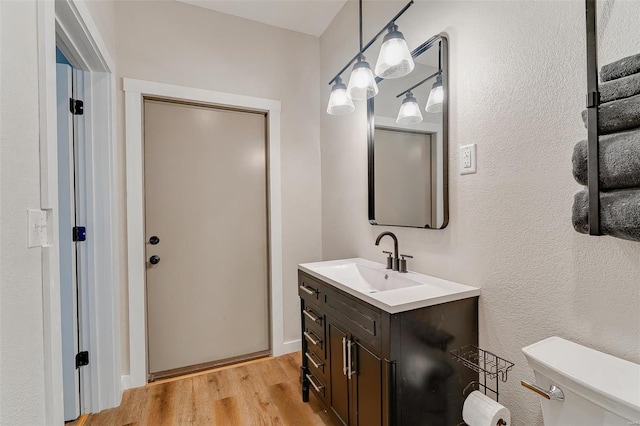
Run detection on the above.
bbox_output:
[313,263,421,293]
[300,258,480,313]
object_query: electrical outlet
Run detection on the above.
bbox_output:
[460,144,477,175]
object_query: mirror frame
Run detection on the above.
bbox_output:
[368,33,449,229]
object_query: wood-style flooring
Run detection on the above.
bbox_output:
[76,352,339,426]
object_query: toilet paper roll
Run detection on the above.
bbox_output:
[462,391,511,426]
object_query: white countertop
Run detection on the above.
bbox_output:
[299,258,480,314]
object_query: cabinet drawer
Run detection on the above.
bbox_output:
[306,371,326,399]
[303,329,324,352]
[303,304,324,328]
[305,348,328,382]
[303,318,325,359]
[299,273,324,304]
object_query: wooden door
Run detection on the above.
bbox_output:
[144,99,269,378]
[329,321,350,425]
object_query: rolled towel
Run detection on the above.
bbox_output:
[600,72,640,104]
[572,189,640,242]
[581,93,640,135]
[572,128,640,190]
[601,53,640,82]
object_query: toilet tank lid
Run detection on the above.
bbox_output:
[522,337,640,413]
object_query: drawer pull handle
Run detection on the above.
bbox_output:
[305,351,324,369]
[299,285,315,295]
[347,340,353,379]
[306,374,324,393]
[342,337,347,376]
[303,309,320,323]
[304,331,321,346]
[521,381,564,401]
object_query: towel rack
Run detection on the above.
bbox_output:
[585,0,601,235]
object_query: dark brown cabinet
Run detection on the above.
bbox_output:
[299,269,478,426]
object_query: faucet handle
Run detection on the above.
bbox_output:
[399,254,413,273]
[382,251,393,269]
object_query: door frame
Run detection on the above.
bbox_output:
[37,0,121,422]
[123,78,284,389]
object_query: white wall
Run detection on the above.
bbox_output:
[0,1,47,424]
[83,0,117,59]
[320,1,640,424]
[113,1,322,375]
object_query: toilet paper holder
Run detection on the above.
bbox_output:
[457,420,507,426]
[457,384,509,426]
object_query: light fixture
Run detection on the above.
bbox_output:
[326,0,415,115]
[327,77,355,115]
[375,24,415,79]
[425,74,443,113]
[347,55,379,100]
[396,91,423,125]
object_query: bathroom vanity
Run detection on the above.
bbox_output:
[299,258,480,426]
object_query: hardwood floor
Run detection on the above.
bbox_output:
[76,352,339,426]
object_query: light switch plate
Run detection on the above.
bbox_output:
[27,209,51,248]
[459,144,477,175]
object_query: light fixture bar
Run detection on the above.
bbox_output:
[395,70,441,98]
[328,0,414,85]
[408,34,442,60]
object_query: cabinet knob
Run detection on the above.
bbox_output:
[149,255,160,265]
[149,236,160,245]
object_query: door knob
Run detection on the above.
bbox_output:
[149,255,160,265]
[149,236,160,245]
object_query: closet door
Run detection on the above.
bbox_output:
[144,99,269,378]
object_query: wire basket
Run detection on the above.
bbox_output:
[449,345,514,382]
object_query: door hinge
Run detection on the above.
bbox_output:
[69,98,84,115]
[72,226,86,242]
[75,351,89,368]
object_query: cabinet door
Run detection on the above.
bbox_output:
[329,321,350,425]
[352,341,383,426]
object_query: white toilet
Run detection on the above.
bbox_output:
[522,336,640,426]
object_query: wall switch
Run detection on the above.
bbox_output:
[27,209,52,248]
[459,144,477,175]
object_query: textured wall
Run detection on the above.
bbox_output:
[0,1,47,424]
[320,1,640,424]
[113,1,322,375]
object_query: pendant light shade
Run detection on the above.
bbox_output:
[347,56,379,100]
[396,92,423,125]
[327,77,355,115]
[426,74,444,113]
[375,25,415,79]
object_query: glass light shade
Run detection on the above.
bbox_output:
[347,58,379,100]
[396,92,423,125]
[375,26,415,79]
[327,78,355,115]
[426,77,444,113]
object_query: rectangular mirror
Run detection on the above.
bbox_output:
[368,34,448,229]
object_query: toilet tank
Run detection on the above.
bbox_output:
[522,337,640,426]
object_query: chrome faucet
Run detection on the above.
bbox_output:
[375,231,399,271]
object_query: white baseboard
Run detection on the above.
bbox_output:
[279,339,301,355]
[121,375,131,391]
